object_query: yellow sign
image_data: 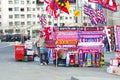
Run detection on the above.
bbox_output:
[56,40,78,44]
[74,10,80,17]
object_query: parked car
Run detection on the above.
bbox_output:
[1,34,13,42]
[11,34,21,42]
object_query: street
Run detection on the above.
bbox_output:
[0,42,120,80]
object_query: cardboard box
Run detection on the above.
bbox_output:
[116,52,120,58]
[25,40,33,49]
[113,67,120,75]
[27,50,34,55]
[110,58,118,66]
[107,66,114,73]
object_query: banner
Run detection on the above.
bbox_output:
[84,5,106,25]
[56,40,78,44]
[56,31,78,40]
[88,0,117,12]
[114,25,120,51]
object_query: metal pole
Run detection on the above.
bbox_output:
[55,48,58,67]
[75,0,78,23]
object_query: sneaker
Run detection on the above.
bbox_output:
[40,63,43,65]
[44,62,47,65]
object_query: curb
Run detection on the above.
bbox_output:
[71,76,79,80]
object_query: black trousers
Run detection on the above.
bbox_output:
[40,53,48,64]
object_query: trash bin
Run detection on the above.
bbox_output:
[14,45,25,61]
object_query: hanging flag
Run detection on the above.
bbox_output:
[84,5,106,25]
[88,0,117,12]
[37,14,47,26]
[105,26,112,52]
[68,0,76,2]
[98,0,117,12]
[44,0,60,18]
[88,0,99,3]
[55,0,70,14]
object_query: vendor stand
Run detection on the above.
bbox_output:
[78,27,105,67]
[55,27,78,67]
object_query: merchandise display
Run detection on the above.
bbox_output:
[14,40,34,61]
[78,27,104,67]
[107,25,120,75]
[55,27,78,67]
[14,26,105,68]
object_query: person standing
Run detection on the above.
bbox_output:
[35,31,47,65]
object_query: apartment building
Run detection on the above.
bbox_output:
[113,0,120,26]
[0,0,91,36]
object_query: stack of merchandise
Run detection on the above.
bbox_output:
[78,27,105,67]
[107,52,120,75]
[24,40,34,61]
[55,27,78,67]
[107,25,120,75]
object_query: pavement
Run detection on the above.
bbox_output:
[0,42,120,80]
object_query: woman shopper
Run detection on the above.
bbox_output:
[35,31,48,65]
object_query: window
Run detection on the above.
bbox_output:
[9,22,13,26]
[15,21,20,25]
[14,0,19,4]
[21,14,25,18]
[41,8,44,12]
[20,8,24,11]
[27,21,31,25]
[33,14,35,18]
[27,0,31,4]
[27,7,31,11]
[37,8,40,11]
[21,22,25,25]
[65,17,68,19]
[27,14,31,18]
[15,14,19,18]
[48,21,52,25]
[69,17,72,19]
[37,21,40,24]
[33,8,35,11]
[33,22,35,24]
[9,15,13,19]
[14,7,19,11]
[8,0,13,4]
[9,8,13,11]
[0,22,1,26]
[48,15,51,18]
[60,16,63,20]
[32,1,35,4]
[21,0,24,4]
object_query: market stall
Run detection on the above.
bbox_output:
[55,27,78,67]
[78,27,105,67]
[14,40,34,62]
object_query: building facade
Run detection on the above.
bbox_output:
[0,0,91,37]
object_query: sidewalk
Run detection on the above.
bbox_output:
[104,51,115,65]
[71,76,119,80]
[70,52,117,80]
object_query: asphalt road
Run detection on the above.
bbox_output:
[0,42,119,80]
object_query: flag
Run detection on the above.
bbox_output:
[37,14,47,26]
[105,26,112,52]
[44,0,60,18]
[88,0,117,12]
[84,5,106,25]
[88,0,99,3]
[55,0,70,14]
